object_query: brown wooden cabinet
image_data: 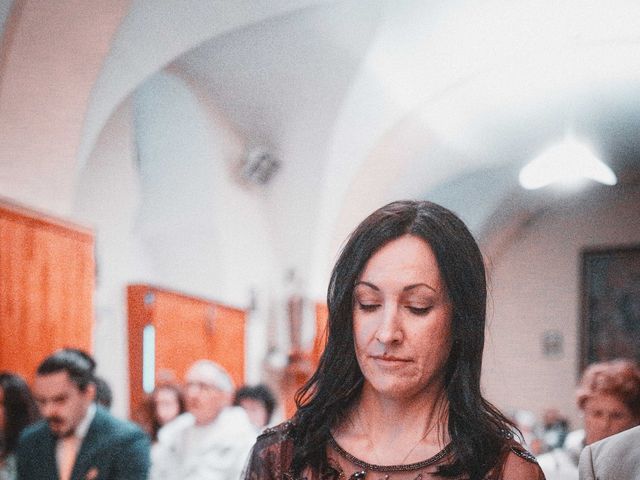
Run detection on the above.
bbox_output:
[127,284,246,415]
[0,200,94,382]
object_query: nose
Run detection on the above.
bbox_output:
[185,385,200,400]
[374,305,403,345]
[40,402,56,419]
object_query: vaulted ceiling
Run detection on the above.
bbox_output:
[1,0,639,301]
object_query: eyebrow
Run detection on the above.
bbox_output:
[354,281,437,294]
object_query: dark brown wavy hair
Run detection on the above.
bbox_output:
[0,372,40,458]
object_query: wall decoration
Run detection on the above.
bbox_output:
[581,246,640,371]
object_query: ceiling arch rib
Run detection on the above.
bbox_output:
[76,0,333,174]
[170,0,385,283]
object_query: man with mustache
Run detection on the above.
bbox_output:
[16,349,150,480]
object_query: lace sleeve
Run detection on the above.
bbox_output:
[494,443,547,480]
[243,422,296,480]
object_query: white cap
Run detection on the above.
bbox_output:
[186,360,234,392]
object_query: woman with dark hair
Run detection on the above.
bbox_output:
[0,372,39,480]
[137,383,186,443]
[234,384,278,429]
[152,383,186,441]
[244,200,545,479]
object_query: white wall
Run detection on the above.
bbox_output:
[73,98,150,416]
[132,69,280,304]
[483,185,640,429]
[134,69,281,390]
[72,70,283,415]
[0,0,129,215]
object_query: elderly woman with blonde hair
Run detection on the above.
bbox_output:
[538,358,640,479]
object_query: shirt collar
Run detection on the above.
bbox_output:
[74,403,97,440]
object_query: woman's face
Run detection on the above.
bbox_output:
[239,397,269,428]
[154,388,181,426]
[583,392,639,444]
[353,235,453,400]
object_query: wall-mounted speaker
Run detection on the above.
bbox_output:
[239,148,281,186]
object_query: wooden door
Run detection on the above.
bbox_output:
[127,284,246,415]
[0,201,94,382]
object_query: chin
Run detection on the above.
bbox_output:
[367,373,445,400]
[51,427,70,438]
[366,378,421,398]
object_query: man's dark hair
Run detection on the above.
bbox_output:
[291,200,518,479]
[37,348,96,391]
[94,376,113,409]
[233,384,277,424]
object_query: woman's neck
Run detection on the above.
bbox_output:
[333,384,450,465]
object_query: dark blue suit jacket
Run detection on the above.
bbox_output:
[16,406,150,480]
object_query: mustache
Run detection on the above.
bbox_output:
[46,416,64,425]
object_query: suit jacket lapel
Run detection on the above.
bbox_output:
[43,427,61,479]
[70,407,104,480]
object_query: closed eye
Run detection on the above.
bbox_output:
[357,302,380,312]
[407,306,431,315]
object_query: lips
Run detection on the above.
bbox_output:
[371,355,411,363]
[47,417,64,427]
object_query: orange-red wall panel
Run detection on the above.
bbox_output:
[281,303,329,420]
[0,201,94,383]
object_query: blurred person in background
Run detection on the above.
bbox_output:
[16,349,150,480]
[233,384,277,430]
[537,358,640,480]
[150,383,185,442]
[136,382,185,444]
[0,373,39,480]
[540,409,569,453]
[151,360,256,480]
[510,409,544,455]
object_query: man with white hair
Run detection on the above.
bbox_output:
[150,360,257,480]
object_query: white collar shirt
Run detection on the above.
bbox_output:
[56,403,97,471]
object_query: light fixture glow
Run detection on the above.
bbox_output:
[519,136,617,190]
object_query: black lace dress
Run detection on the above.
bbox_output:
[242,422,546,480]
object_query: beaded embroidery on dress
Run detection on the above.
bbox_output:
[243,422,545,480]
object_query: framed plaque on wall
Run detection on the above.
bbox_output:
[580,245,640,372]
